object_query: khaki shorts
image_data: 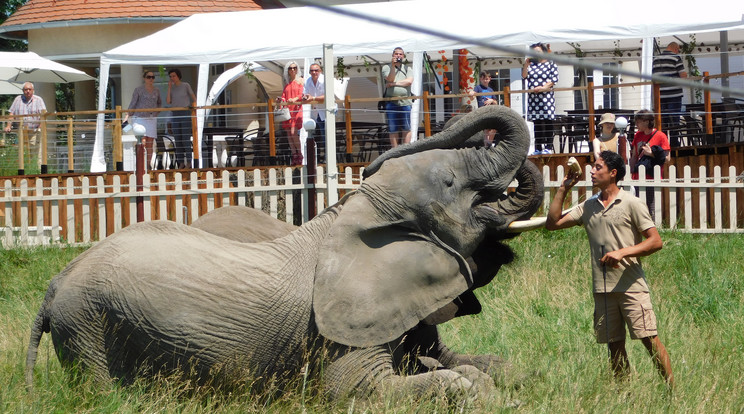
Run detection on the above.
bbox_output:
[593,291,658,343]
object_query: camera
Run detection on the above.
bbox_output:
[396,57,403,63]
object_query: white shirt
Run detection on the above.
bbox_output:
[303,75,325,121]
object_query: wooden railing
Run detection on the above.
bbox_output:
[2,71,742,175]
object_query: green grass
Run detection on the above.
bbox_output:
[1,229,743,412]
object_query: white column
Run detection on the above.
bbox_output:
[323,44,338,205]
[91,61,110,172]
[121,65,143,110]
[410,51,423,142]
[641,37,654,110]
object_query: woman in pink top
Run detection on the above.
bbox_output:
[277,61,304,165]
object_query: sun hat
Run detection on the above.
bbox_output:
[599,113,616,125]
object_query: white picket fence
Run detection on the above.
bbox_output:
[1,164,742,247]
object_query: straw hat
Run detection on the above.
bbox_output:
[599,113,616,125]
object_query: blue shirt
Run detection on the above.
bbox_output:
[473,83,495,108]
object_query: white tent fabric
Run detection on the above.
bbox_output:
[0,51,95,84]
[94,0,744,175]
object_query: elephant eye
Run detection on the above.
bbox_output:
[443,172,455,187]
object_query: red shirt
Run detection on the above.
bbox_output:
[631,129,670,179]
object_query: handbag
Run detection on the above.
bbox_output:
[274,106,290,122]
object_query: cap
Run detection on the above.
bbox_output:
[599,113,616,125]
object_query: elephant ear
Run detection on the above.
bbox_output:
[313,198,472,347]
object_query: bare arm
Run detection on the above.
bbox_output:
[601,227,663,268]
[545,172,581,230]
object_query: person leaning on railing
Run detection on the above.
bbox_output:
[123,70,162,171]
[4,82,46,168]
[630,110,671,221]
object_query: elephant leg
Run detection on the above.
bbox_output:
[406,324,524,388]
[323,345,490,401]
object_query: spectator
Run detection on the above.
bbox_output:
[166,68,197,169]
[522,42,559,153]
[277,61,304,165]
[652,42,687,148]
[546,150,674,388]
[630,110,671,221]
[124,70,162,170]
[302,63,326,163]
[592,113,619,161]
[472,70,497,107]
[382,47,414,148]
[4,82,47,168]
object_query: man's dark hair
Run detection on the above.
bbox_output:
[168,68,182,80]
[599,150,625,183]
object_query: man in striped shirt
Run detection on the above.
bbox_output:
[652,42,687,147]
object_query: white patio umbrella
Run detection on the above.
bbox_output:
[0,51,94,83]
[0,80,24,95]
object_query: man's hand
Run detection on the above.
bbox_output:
[4,124,11,133]
[600,250,624,268]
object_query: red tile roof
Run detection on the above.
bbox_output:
[2,0,282,27]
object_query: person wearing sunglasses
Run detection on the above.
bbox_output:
[124,70,162,170]
[276,61,304,165]
[302,63,325,163]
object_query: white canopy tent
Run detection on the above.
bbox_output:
[95,0,744,200]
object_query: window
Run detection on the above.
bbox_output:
[602,63,619,109]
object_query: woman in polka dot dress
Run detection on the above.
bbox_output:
[522,42,559,152]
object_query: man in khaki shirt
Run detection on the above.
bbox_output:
[546,150,673,387]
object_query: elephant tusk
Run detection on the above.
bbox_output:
[507,217,547,233]
[507,208,576,233]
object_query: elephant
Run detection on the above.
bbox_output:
[25,105,544,401]
[190,205,296,242]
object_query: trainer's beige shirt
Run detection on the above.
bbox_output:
[569,189,655,293]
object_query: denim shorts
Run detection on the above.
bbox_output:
[385,102,411,133]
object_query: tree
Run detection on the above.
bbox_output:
[1,0,28,51]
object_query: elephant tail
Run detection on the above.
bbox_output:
[25,284,54,392]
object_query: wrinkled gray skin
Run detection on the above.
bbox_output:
[26,106,543,400]
[191,205,296,242]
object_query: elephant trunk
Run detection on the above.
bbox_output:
[492,160,544,223]
[364,106,530,185]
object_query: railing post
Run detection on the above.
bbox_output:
[17,117,25,175]
[503,86,511,108]
[653,83,662,133]
[345,95,353,157]
[703,72,713,135]
[267,99,277,158]
[423,90,431,137]
[190,106,200,168]
[67,117,74,173]
[40,110,48,174]
[114,106,123,171]
[587,81,596,141]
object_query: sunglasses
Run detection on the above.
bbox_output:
[145,75,155,79]
[309,69,319,73]
[288,66,298,70]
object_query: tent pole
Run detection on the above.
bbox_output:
[323,44,339,205]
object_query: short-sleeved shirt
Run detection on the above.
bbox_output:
[525,60,559,121]
[304,76,326,121]
[631,129,670,179]
[382,63,412,107]
[652,50,685,100]
[569,189,655,293]
[473,83,495,107]
[169,82,195,108]
[128,85,162,118]
[8,94,46,129]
